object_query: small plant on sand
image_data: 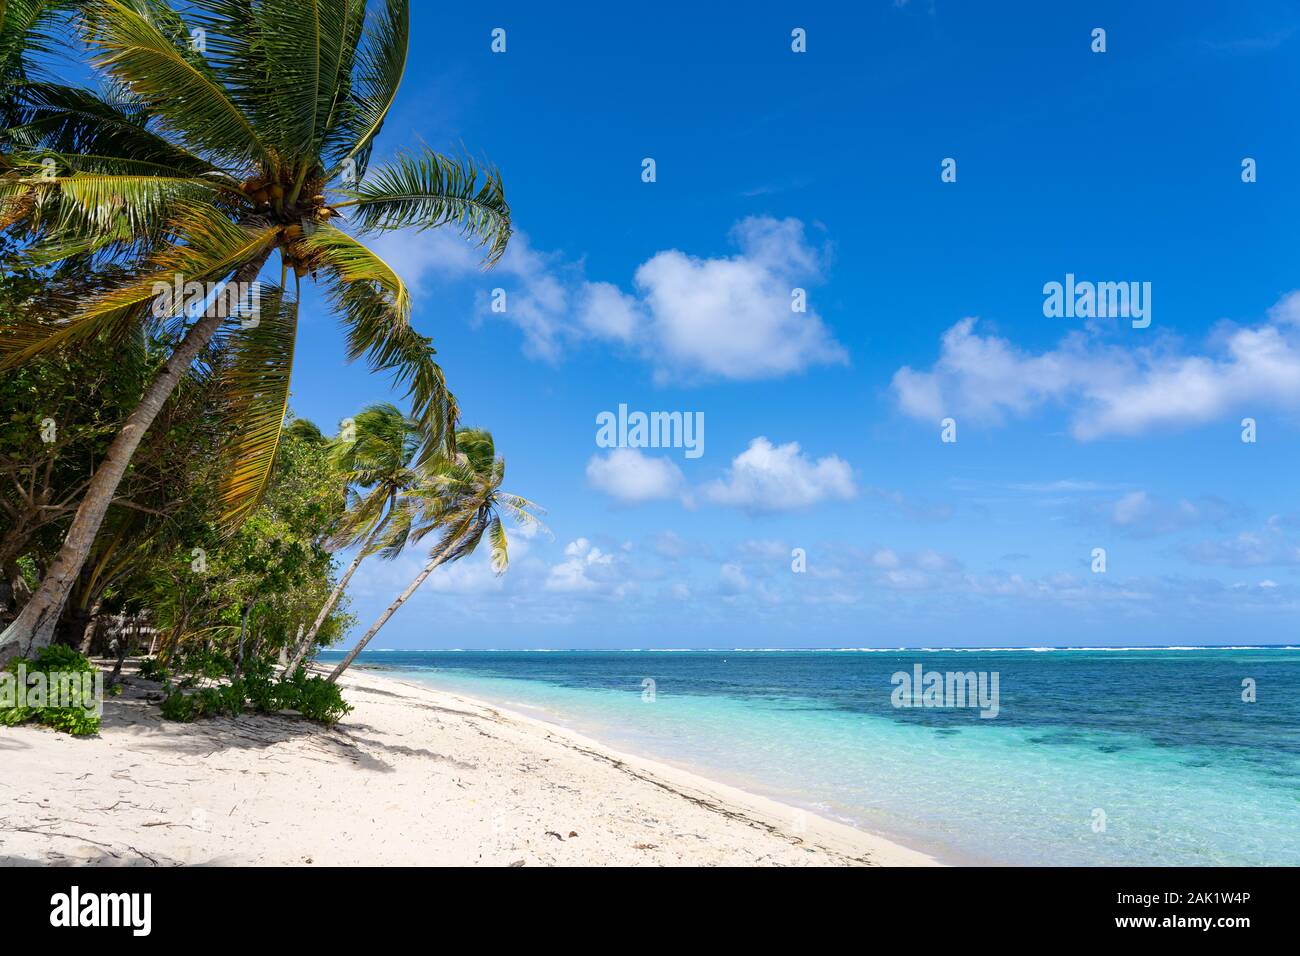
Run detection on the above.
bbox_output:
[159,658,349,726]
[137,657,171,682]
[0,645,100,736]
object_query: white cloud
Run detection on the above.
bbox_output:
[576,281,642,343]
[1083,491,1235,538]
[475,232,575,361]
[389,217,847,381]
[702,437,856,513]
[736,538,788,560]
[892,293,1300,439]
[719,562,749,594]
[367,228,481,297]
[585,448,687,504]
[632,217,846,381]
[545,538,620,593]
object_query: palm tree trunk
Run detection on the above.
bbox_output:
[0,252,272,665]
[326,544,453,684]
[77,598,104,655]
[285,500,394,674]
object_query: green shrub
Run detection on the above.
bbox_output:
[159,691,199,722]
[243,671,285,712]
[137,657,170,682]
[158,659,349,726]
[185,648,235,680]
[0,646,101,737]
[295,676,352,726]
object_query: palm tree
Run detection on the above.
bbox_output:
[284,402,421,673]
[0,0,509,660]
[0,1,75,112]
[327,428,543,683]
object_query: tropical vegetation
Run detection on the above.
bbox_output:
[0,0,539,734]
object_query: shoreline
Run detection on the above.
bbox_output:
[1,663,937,867]
[362,665,958,864]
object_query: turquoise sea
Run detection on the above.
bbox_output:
[317,647,1300,866]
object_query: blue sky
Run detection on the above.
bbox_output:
[280,1,1300,648]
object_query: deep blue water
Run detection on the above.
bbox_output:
[318,647,1300,865]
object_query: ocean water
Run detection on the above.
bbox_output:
[317,647,1300,866]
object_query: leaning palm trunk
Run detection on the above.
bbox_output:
[285,508,395,674]
[326,541,456,684]
[0,253,272,664]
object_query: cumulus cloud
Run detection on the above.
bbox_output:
[387,217,846,380]
[545,538,626,594]
[702,437,856,513]
[475,232,576,361]
[585,448,688,504]
[366,228,481,297]
[892,293,1300,439]
[632,217,847,381]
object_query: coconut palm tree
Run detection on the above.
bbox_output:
[0,0,510,660]
[326,428,543,683]
[284,401,421,673]
[0,0,76,111]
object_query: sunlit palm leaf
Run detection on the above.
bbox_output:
[0,201,278,366]
[334,147,510,263]
[80,0,273,167]
[322,0,405,178]
[322,271,457,462]
[8,169,227,234]
[212,284,298,531]
[265,0,350,154]
[486,514,507,574]
[300,223,408,318]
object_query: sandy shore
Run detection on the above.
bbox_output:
[1,663,937,867]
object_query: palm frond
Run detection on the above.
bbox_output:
[486,514,507,574]
[0,0,76,96]
[373,496,415,561]
[322,270,457,463]
[333,147,510,263]
[5,166,228,237]
[423,504,487,566]
[0,201,278,366]
[322,0,406,179]
[5,82,221,176]
[268,0,350,154]
[80,0,273,168]
[300,223,408,319]
[211,284,298,532]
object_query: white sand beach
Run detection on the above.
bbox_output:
[1,664,936,867]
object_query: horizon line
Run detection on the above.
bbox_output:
[318,644,1300,653]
